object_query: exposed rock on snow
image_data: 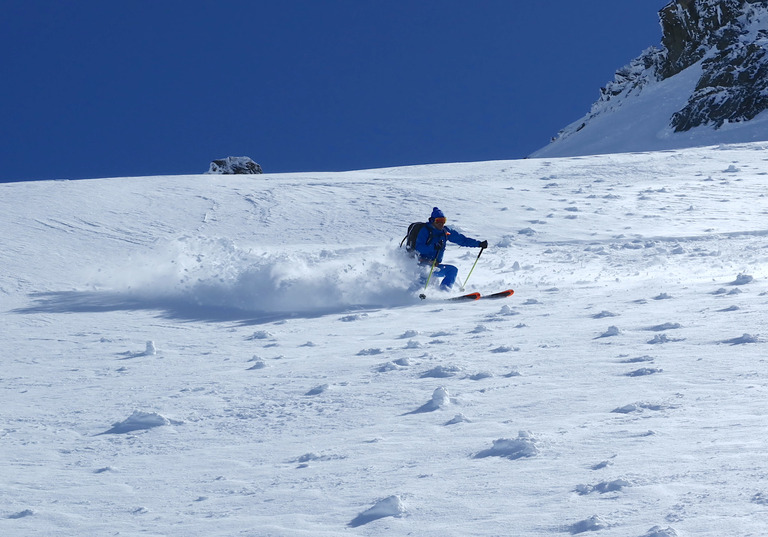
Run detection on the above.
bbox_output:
[207,156,262,174]
[348,495,407,527]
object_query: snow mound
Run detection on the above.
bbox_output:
[407,387,452,414]
[595,326,620,339]
[348,495,407,527]
[574,478,630,495]
[420,365,461,378]
[721,333,759,345]
[642,526,679,537]
[646,323,682,332]
[730,273,754,285]
[626,368,663,377]
[99,411,175,435]
[305,384,329,396]
[474,431,539,460]
[569,514,609,534]
[7,509,34,519]
[445,413,470,425]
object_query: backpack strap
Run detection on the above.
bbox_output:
[400,223,415,248]
[400,222,432,252]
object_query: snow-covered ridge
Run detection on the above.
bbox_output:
[534,0,768,158]
[3,144,768,535]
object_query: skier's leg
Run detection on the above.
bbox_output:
[437,264,458,289]
[412,260,432,292]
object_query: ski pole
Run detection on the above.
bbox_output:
[420,243,445,299]
[460,246,485,291]
[423,256,439,290]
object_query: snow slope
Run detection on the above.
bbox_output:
[2,143,768,536]
[531,62,768,158]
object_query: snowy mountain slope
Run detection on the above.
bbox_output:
[2,144,768,536]
[533,0,768,158]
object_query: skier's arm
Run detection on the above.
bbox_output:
[445,227,484,248]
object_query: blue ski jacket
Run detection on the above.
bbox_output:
[413,222,482,264]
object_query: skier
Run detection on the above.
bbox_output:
[412,207,487,290]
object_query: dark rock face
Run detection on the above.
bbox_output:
[658,0,745,79]
[664,0,768,130]
[207,156,262,174]
[671,34,768,130]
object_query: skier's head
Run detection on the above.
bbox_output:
[429,207,446,229]
[429,207,445,222]
[429,207,445,229]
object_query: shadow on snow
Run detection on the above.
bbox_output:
[12,290,392,326]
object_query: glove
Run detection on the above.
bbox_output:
[479,240,488,249]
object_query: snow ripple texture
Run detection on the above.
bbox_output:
[3,145,768,536]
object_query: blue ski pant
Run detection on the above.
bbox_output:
[420,263,459,289]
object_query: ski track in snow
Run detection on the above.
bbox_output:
[2,144,768,536]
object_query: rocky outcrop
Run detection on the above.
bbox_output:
[665,0,768,130]
[542,0,768,149]
[658,0,745,79]
[207,156,262,174]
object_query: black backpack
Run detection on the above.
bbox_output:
[400,222,433,254]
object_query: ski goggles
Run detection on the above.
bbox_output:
[433,217,446,224]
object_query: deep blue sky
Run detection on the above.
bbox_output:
[1,1,669,182]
